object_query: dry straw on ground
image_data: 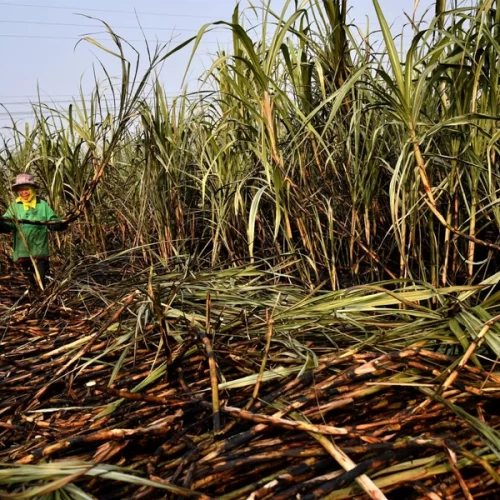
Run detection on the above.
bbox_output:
[1,260,499,499]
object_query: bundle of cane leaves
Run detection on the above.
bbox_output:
[0,461,214,499]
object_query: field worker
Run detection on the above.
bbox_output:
[0,173,68,291]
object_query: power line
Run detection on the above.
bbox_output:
[0,94,210,108]
[0,1,432,25]
[0,99,206,106]
[0,19,225,33]
[0,34,232,45]
[0,94,213,112]
[0,105,174,117]
[0,12,416,34]
[0,32,415,44]
[0,95,214,112]
[0,94,100,98]
[0,111,45,116]
[0,2,221,19]
[0,100,167,106]
[0,33,232,44]
[0,90,212,99]
[0,19,434,44]
[0,97,200,107]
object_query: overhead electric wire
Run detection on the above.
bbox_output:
[0,93,213,113]
[0,19,229,33]
[0,33,230,44]
[0,98,175,105]
[0,2,221,19]
[0,2,417,28]
[0,89,211,99]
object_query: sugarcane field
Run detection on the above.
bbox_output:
[1,0,500,498]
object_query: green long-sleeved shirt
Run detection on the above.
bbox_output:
[2,199,60,261]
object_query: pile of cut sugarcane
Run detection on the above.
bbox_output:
[1,262,499,499]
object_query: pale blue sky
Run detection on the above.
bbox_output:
[0,0,435,125]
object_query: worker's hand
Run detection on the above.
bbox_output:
[0,220,12,233]
[48,220,70,232]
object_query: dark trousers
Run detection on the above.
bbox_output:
[18,259,50,290]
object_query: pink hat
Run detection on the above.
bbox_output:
[12,173,38,189]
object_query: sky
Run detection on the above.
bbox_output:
[0,0,436,126]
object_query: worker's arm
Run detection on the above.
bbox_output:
[46,203,69,232]
[0,220,13,233]
[0,206,15,233]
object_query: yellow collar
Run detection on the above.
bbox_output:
[16,188,37,210]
